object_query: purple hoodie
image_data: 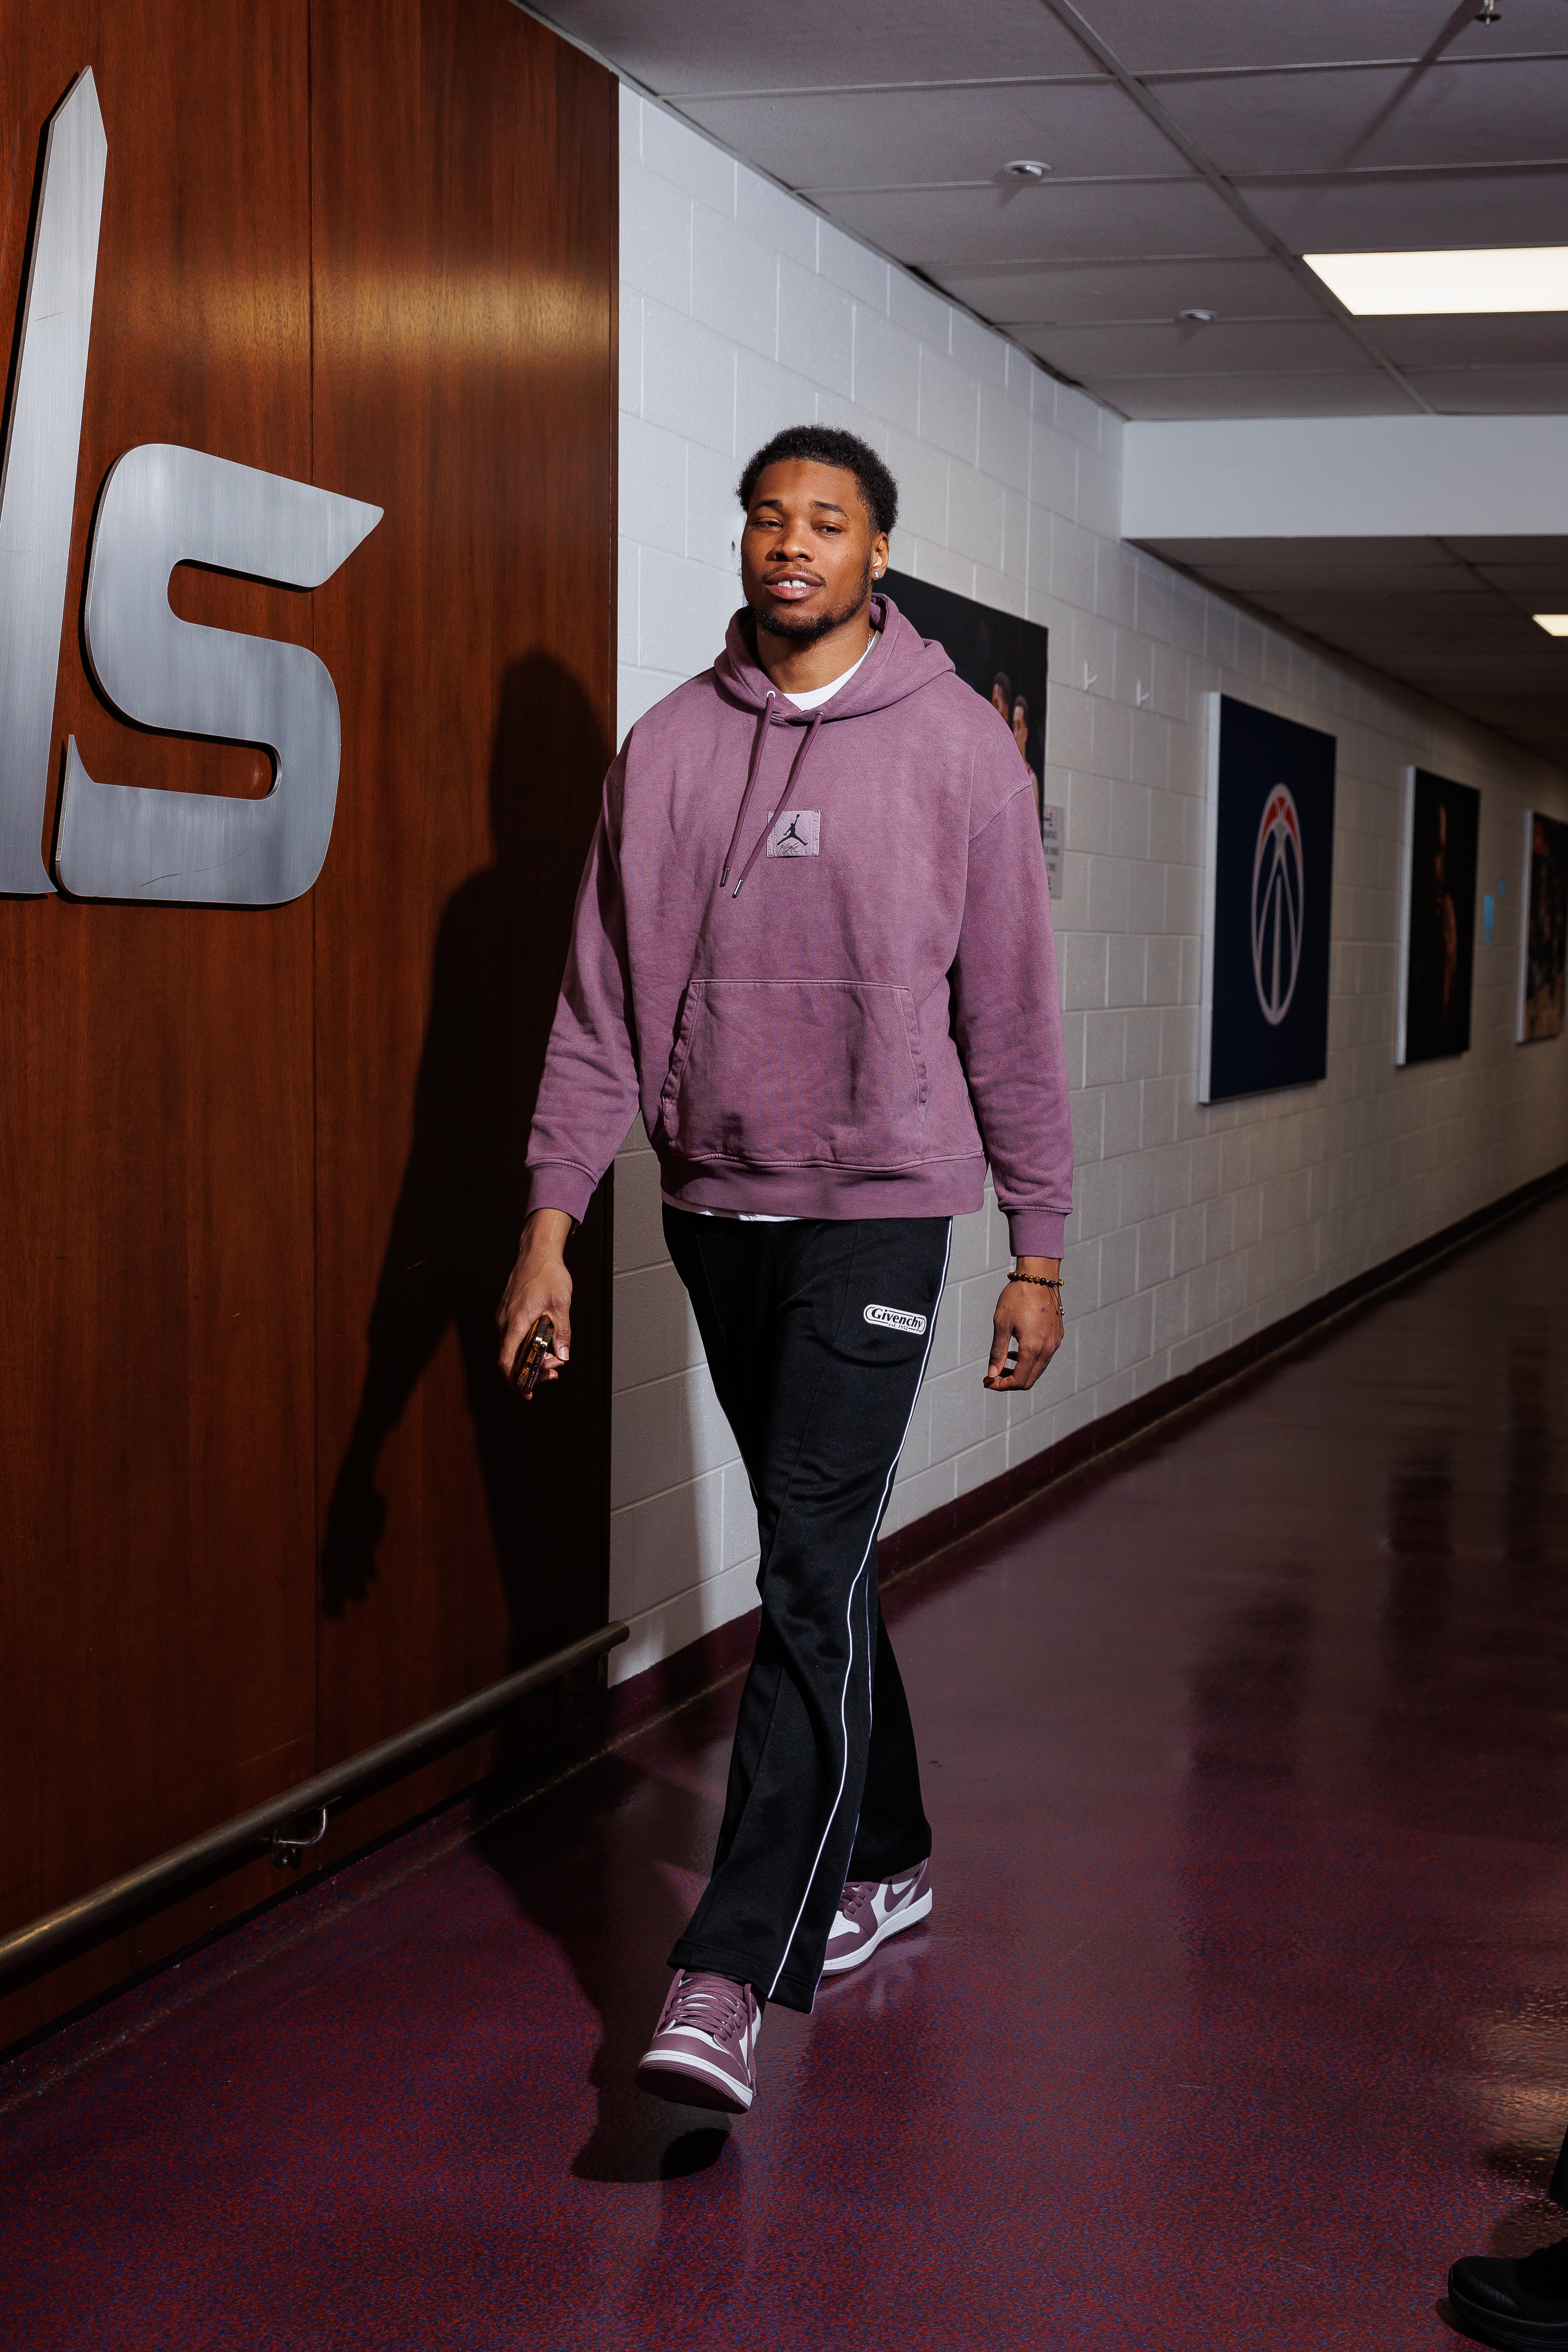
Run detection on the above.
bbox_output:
[525,594,1073,1255]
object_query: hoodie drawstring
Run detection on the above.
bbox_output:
[720,693,776,889]
[728,706,826,899]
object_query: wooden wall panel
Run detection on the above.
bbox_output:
[309,0,616,1839]
[0,0,617,2046]
[0,1,317,2049]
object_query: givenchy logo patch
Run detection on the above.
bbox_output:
[766,808,820,858]
[864,1304,927,1334]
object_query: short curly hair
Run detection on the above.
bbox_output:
[737,425,899,538]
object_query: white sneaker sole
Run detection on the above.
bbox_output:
[820,1887,932,1975]
[636,2046,755,2114]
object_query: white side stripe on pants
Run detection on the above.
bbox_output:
[767,1221,953,2000]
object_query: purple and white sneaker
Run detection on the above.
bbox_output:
[821,1858,932,1975]
[635,1970,762,2113]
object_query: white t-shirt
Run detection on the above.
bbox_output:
[665,638,875,1222]
[779,637,872,711]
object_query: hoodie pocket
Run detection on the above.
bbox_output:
[660,980,930,1169]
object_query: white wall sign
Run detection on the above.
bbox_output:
[0,70,382,909]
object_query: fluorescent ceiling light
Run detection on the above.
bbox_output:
[1303,246,1568,314]
[1534,614,1568,637]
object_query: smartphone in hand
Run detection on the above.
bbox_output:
[511,1313,555,1398]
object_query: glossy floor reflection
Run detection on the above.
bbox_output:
[6,1196,1568,2347]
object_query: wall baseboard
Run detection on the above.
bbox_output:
[599,1156,1568,1750]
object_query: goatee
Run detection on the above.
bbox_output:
[750,562,874,644]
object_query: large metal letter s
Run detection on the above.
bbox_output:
[55,447,382,905]
[0,70,105,895]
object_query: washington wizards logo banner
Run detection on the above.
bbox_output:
[1200,694,1337,1104]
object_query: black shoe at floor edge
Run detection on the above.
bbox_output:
[1448,2242,1568,2349]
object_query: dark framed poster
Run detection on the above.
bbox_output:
[1397,768,1480,1065]
[881,567,1049,845]
[1199,694,1337,1104]
[1518,808,1568,1043]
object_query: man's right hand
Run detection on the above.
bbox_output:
[496,1208,574,1395]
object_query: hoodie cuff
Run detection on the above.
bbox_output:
[526,1162,595,1226]
[1006,1209,1066,1259]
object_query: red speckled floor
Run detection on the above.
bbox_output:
[5,1195,1568,2349]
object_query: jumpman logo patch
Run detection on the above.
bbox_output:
[766,809,820,858]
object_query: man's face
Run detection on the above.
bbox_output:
[740,460,889,644]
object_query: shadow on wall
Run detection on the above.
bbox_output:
[312,654,736,2192]
[318,651,611,1677]
[313,652,736,2195]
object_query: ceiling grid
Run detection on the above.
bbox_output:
[540,0,1568,759]
[547,0,1568,419]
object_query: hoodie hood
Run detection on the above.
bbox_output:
[712,592,954,723]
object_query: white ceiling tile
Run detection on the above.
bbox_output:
[1459,556,1568,603]
[1157,59,1568,176]
[1267,589,1510,622]
[1455,536,1568,563]
[1462,567,1568,599]
[1474,579,1568,607]
[1079,0,1568,72]
[1242,168,1568,253]
[676,81,1175,191]
[1024,317,1368,380]
[932,254,1321,325]
[1373,316,1568,369]
[1158,68,1409,175]
[1093,371,1413,419]
[1360,56,1568,169]
[1153,538,1452,587]
[538,0,1092,94]
[822,178,1258,267]
[1403,364,1568,412]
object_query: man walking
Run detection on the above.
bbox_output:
[498,424,1072,2115]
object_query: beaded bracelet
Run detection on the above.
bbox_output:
[1007,1271,1063,1292]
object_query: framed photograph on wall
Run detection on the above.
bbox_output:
[881,568,1050,864]
[1199,694,1337,1104]
[1518,809,1568,1043]
[1396,768,1480,1066]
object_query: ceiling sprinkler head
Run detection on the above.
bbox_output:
[1004,158,1051,180]
[1476,0,1500,20]
[1179,308,1218,322]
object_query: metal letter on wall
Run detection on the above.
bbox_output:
[55,447,382,906]
[0,71,105,895]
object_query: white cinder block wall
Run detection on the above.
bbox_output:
[608,87,1568,1685]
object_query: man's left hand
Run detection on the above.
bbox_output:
[984,1258,1063,1391]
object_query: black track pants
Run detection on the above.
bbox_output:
[662,1208,952,2012]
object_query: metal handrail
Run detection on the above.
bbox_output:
[0,1619,629,1979]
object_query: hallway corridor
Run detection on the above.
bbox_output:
[5,1193,1568,2349]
